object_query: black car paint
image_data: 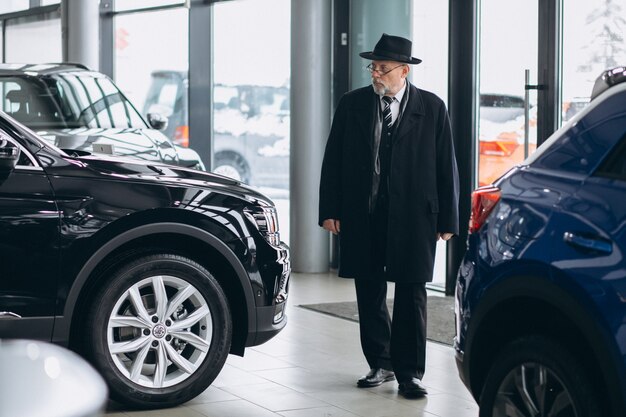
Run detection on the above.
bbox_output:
[0,112,288,355]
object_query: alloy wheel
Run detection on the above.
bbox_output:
[107,275,213,389]
[493,362,577,417]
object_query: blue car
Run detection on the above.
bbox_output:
[455,67,626,417]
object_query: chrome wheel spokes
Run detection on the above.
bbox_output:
[107,276,212,388]
[493,362,577,417]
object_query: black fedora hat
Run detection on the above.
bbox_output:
[359,33,422,65]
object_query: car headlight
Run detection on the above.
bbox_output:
[244,206,281,246]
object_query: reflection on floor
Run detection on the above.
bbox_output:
[105,272,479,417]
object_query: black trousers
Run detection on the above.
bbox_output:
[356,191,428,381]
[355,279,427,382]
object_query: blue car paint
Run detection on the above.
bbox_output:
[455,76,626,415]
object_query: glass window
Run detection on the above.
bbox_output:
[477,0,538,188]
[98,77,133,128]
[80,76,109,127]
[0,72,146,130]
[0,1,28,14]
[562,0,626,123]
[598,137,626,179]
[113,7,188,130]
[57,75,92,123]
[213,0,291,244]
[411,1,449,104]
[4,11,61,63]
[0,77,63,127]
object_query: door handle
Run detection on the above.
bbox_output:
[563,232,613,254]
[524,69,543,159]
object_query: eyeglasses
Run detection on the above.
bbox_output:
[365,63,405,76]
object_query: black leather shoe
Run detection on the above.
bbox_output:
[357,368,395,387]
[398,377,428,398]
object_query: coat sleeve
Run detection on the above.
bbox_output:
[435,102,460,235]
[318,94,348,226]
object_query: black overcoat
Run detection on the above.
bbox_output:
[318,83,459,283]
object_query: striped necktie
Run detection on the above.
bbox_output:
[382,96,394,130]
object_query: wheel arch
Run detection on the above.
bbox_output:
[54,222,256,356]
[465,275,626,416]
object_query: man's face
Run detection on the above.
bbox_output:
[370,60,409,96]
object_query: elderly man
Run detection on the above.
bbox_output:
[318,33,459,398]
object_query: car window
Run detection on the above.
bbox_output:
[0,73,147,130]
[530,89,626,175]
[214,85,238,111]
[59,74,147,129]
[148,81,178,117]
[596,135,626,181]
[0,79,65,128]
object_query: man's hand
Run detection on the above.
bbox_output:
[437,232,454,241]
[322,219,341,235]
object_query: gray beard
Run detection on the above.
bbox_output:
[372,82,388,95]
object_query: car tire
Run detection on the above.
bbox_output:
[84,254,232,409]
[213,151,251,184]
[479,335,601,417]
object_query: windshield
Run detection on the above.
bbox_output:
[0,72,148,130]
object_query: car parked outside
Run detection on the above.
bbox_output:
[455,67,626,417]
[0,108,290,408]
[0,63,205,171]
[143,70,289,189]
[478,93,537,187]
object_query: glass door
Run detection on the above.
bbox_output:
[477,0,538,187]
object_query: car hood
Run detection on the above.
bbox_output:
[36,127,182,166]
[58,152,274,207]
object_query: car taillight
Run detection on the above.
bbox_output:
[174,125,189,147]
[479,140,519,156]
[469,186,501,233]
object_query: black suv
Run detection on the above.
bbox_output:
[0,109,290,408]
[0,63,205,170]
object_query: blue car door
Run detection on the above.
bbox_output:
[549,135,626,375]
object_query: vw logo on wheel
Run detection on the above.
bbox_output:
[152,324,167,339]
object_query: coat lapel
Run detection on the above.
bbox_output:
[394,84,425,144]
[354,87,377,149]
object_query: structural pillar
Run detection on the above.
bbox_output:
[447,0,478,295]
[62,0,99,70]
[188,0,213,169]
[290,0,331,272]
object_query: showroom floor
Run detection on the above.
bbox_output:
[105,272,479,417]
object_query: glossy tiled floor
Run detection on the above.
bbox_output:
[105,272,479,417]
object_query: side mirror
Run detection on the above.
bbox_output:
[0,138,20,172]
[146,112,168,131]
